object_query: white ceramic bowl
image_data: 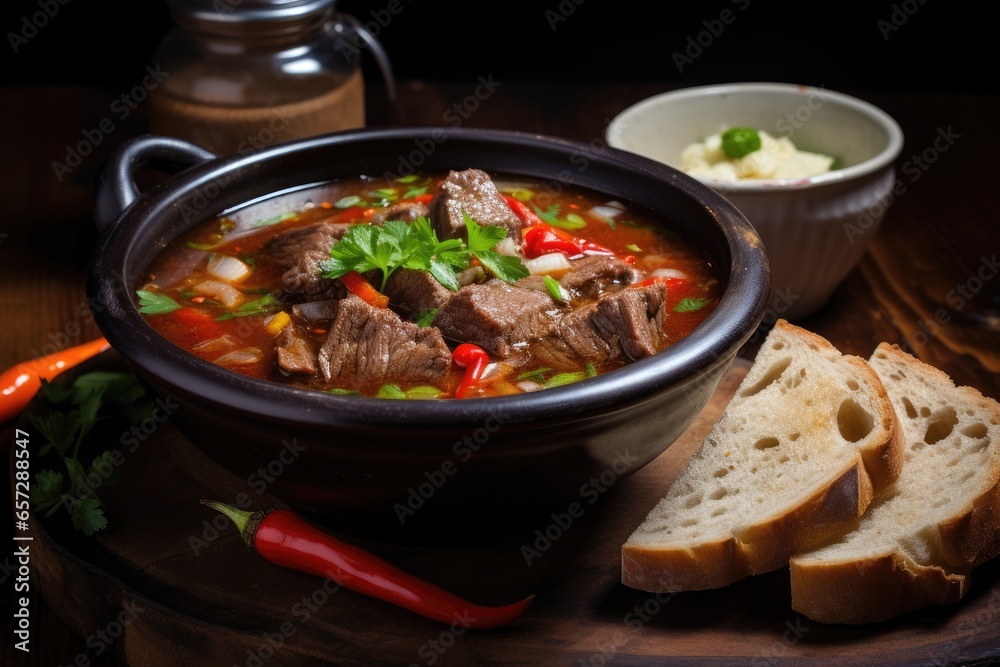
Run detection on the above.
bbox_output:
[606,82,904,320]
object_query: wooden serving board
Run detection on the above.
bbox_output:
[18,351,1000,666]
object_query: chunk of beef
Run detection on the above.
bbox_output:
[517,255,644,303]
[434,280,562,358]
[276,323,318,376]
[258,221,352,300]
[559,255,644,299]
[429,169,522,243]
[531,283,668,370]
[318,295,452,388]
[143,247,211,290]
[383,269,453,319]
[372,200,430,224]
[291,299,340,324]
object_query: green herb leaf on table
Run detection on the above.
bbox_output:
[26,370,156,536]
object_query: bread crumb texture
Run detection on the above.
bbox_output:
[626,321,888,549]
[794,343,1000,570]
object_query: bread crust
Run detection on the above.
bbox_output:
[622,460,874,592]
[621,321,903,593]
[789,343,1000,624]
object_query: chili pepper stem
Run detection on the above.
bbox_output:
[199,500,269,549]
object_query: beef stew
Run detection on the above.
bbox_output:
[135,169,722,399]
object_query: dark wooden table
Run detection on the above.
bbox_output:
[2,81,998,666]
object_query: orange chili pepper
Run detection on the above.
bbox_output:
[0,336,111,423]
[339,270,389,308]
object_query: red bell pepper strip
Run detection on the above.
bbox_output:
[201,500,535,629]
[339,270,389,308]
[503,195,545,227]
[0,336,111,423]
[452,343,490,399]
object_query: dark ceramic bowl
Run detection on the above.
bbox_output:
[88,127,770,541]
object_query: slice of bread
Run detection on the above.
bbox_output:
[621,320,903,592]
[789,343,1000,624]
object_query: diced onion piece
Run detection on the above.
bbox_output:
[214,347,263,366]
[651,268,689,281]
[193,280,245,309]
[457,265,485,287]
[524,252,573,278]
[494,236,520,257]
[193,334,239,354]
[590,203,626,220]
[516,380,544,393]
[264,311,291,335]
[207,255,251,284]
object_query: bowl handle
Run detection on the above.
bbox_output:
[93,135,217,235]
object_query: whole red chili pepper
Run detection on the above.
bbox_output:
[200,500,534,629]
[451,343,490,399]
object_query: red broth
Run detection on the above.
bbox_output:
[135,171,722,399]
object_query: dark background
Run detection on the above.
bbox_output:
[0,0,992,94]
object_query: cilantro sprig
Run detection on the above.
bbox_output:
[319,214,527,292]
[27,371,156,536]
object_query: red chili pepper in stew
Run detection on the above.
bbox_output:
[200,500,534,628]
[521,223,615,259]
[452,343,490,399]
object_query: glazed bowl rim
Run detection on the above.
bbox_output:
[87,126,770,428]
[605,81,905,193]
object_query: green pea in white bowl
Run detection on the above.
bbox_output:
[605,82,904,320]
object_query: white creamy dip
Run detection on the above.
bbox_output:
[681,129,835,181]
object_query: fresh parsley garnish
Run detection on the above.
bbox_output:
[319,214,527,292]
[674,297,709,312]
[27,371,156,536]
[215,294,283,320]
[136,290,182,315]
